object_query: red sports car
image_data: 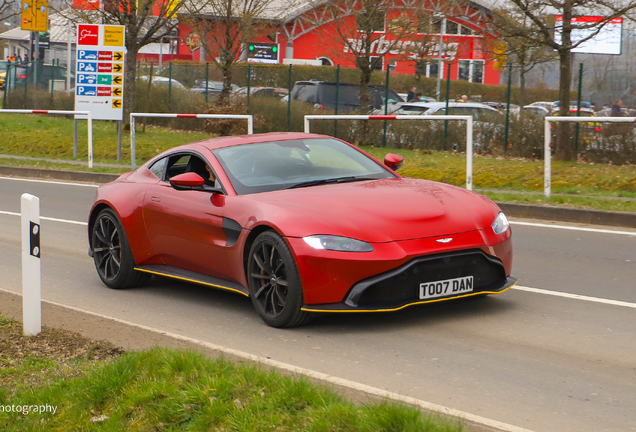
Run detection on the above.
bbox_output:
[88,132,515,327]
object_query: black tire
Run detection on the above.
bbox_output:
[91,208,150,289]
[247,231,312,328]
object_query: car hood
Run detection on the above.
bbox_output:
[235,178,501,243]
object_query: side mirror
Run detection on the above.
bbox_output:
[169,172,223,195]
[384,153,404,171]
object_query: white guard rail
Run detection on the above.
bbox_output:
[1,109,94,168]
[130,113,254,170]
[544,116,636,197]
[304,114,475,190]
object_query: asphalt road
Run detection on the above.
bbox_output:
[1,176,635,432]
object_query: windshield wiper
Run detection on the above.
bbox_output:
[286,176,368,189]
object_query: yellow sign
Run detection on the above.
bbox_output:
[104,26,125,46]
[112,99,122,109]
[493,42,507,71]
[112,87,122,97]
[113,52,124,61]
[112,63,123,73]
[112,75,123,85]
[21,0,48,32]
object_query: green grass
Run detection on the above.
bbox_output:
[0,347,463,431]
[1,113,636,212]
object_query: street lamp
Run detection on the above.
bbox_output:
[435,16,446,101]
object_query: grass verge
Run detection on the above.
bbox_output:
[1,113,635,212]
[0,315,463,431]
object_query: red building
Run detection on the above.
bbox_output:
[177,0,502,85]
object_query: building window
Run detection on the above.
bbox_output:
[446,20,459,35]
[416,61,440,78]
[370,56,383,71]
[357,10,386,33]
[458,60,484,83]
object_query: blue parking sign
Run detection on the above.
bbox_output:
[78,50,98,61]
[77,62,97,73]
[77,86,97,97]
[77,74,98,85]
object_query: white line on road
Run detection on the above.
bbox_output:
[513,285,636,309]
[511,221,636,236]
[0,176,99,188]
[0,287,534,432]
[0,210,88,226]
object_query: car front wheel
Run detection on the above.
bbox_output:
[91,208,150,289]
[247,231,311,328]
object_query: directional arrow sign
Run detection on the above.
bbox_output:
[112,87,122,96]
[113,63,123,73]
[113,52,123,61]
[112,75,123,85]
[112,99,122,108]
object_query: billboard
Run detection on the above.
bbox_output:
[21,0,48,32]
[75,25,126,121]
[554,16,622,55]
[247,42,279,64]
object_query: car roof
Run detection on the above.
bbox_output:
[183,132,331,152]
[398,101,496,109]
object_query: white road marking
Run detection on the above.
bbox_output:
[0,210,88,226]
[511,221,636,236]
[0,176,99,188]
[513,285,636,309]
[0,287,534,432]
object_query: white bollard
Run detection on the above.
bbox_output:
[21,193,41,336]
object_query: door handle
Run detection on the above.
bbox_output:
[151,196,161,202]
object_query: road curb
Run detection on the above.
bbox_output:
[497,202,636,229]
[2,164,635,228]
[0,165,120,184]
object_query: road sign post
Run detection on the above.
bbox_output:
[75,24,126,122]
[21,193,41,336]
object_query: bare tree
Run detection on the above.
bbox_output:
[56,0,201,123]
[182,0,270,106]
[323,0,416,112]
[490,0,636,160]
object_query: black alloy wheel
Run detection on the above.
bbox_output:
[91,208,150,289]
[247,231,311,328]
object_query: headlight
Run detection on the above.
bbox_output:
[491,212,510,234]
[303,235,374,252]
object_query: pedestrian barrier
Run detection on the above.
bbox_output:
[0,109,94,168]
[129,113,254,170]
[544,116,636,197]
[304,114,476,190]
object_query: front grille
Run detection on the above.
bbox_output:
[352,250,506,308]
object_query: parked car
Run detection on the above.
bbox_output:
[88,132,515,328]
[393,101,503,121]
[0,60,6,90]
[3,63,73,89]
[290,81,403,112]
[234,86,289,99]
[138,76,185,88]
[191,80,240,95]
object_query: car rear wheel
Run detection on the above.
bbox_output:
[91,208,150,289]
[247,231,311,328]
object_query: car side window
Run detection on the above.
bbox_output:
[148,157,167,179]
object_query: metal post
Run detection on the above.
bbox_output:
[247,63,251,106]
[574,62,583,156]
[117,120,123,161]
[504,63,512,155]
[287,64,292,131]
[247,116,253,134]
[443,62,451,150]
[205,62,209,103]
[159,38,163,69]
[3,62,9,107]
[73,119,78,158]
[382,66,389,147]
[544,118,551,198]
[66,20,72,91]
[131,114,136,170]
[87,112,93,169]
[34,32,39,86]
[168,62,172,111]
[334,65,340,136]
[436,18,446,102]
[466,117,474,190]
[21,193,41,336]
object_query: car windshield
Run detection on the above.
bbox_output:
[212,138,396,195]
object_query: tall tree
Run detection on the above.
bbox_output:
[56,0,201,123]
[490,0,636,160]
[182,0,270,106]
